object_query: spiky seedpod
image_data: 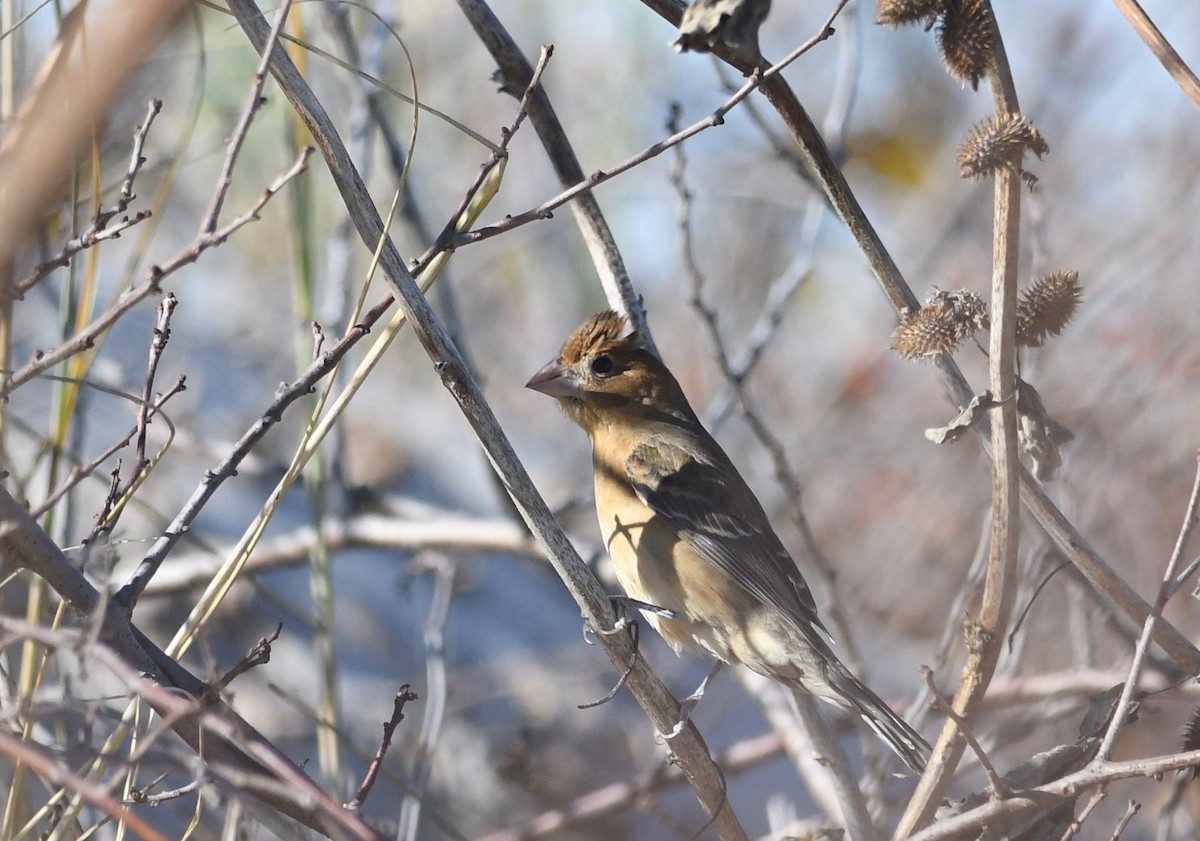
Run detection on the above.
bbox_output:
[957,114,1049,181]
[1016,271,1082,347]
[1182,706,1200,779]
[893,305,959,360]
[893,288,986,361]
[928,287,987,338]
[938,0,995,89]
[876,0,945,27]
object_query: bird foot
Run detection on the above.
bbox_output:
[581,596,675,645]
[659,662,725,741]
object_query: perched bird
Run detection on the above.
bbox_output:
[673,0,772,59]
[527,311,929,772]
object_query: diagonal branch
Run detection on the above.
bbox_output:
[0,489,386,840]
[453,0,653,349]
[225,2,748,838]
[1112,0,1200,113]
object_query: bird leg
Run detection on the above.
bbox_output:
[662,661,725,740]
[581,595,676,645]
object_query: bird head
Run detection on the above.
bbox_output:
[526,311,693,430]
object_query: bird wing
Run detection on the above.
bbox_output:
[626,435,827,639]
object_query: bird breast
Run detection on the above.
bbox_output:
[592,453,746,662]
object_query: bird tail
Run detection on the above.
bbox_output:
[826,664,930,773]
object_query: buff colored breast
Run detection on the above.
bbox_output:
[591,439,748,663]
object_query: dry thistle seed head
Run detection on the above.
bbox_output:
[892,302,963,360]
[957,114,1049,181]
[1016,270,1083,347]
[927,287,987,338]
[876,0,946,27]
[938,0,995,89]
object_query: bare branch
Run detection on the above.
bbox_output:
[397,557,455,840]
[476,731,785,841]
[210,623,283,696]
[921,666,1008,799]
[453,0,654,346]
[31,375,187,521]
[141,507,539,596]
[633,1,1200,678]
[1111,0,1200,113]
[201,0,295,233]
[0,730,169,841]
[226,2,748,837]
[898,8,1026,834]
[0,609,384,841]
[346,685,420,812]
[906,752,1200,841]
[0,147,312,402]
[1097,450,1200,760]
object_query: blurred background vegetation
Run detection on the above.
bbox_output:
[1,1,1199,839]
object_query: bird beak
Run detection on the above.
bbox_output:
[526,360,582,399]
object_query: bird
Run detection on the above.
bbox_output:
[673,0,773,60]
[526,311,929,772]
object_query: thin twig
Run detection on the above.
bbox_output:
[13,98,162,296]
[127,779,202,806]
[109,291,179,526]
[1111,0,1200,113]
[920,667,1008,799]
[0,148,311,402]
[201,0,295,233]
[0,610,386,839]
[30,374,186,520]
[906,753,1199,841]
[446,3,849,254]
[15,212,153,298]
[85,464,124,547]
[1107,800,1141,841]
[0,731,169,841]
[791,691,880,841]
[227,3,748,838]
[118,99,162,207]
[476,731,785,841]
[1055,786,1108,841]
[346,685,420,811]
[397,557,455,841]
[1168,552,1200,600]
[209,623,282,696]
[1097,450,1200,760]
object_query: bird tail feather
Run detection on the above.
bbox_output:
[829,665,929,773]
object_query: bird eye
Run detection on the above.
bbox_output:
[590,355,614,376]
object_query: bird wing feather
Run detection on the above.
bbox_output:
[626,435,828,642]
